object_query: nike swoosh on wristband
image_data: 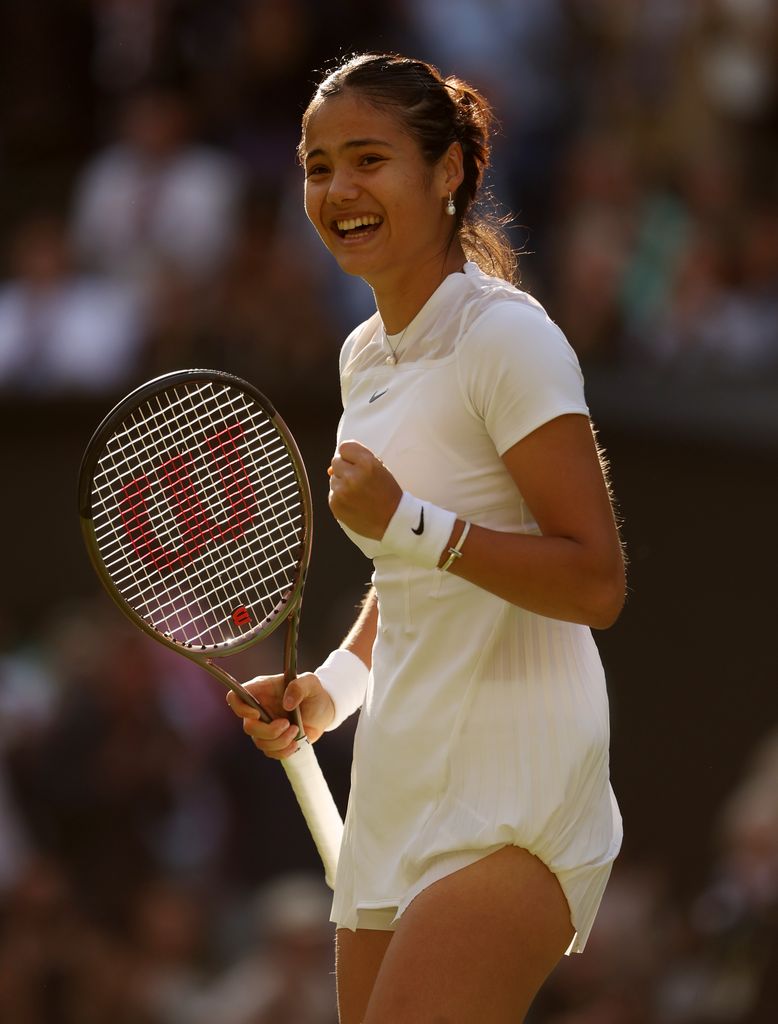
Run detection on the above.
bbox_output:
[411,508,425,535]
[369,388,388,403]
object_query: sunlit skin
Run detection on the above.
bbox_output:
[301,91,466,333]
[229,94,467,755]
[228,92,625,756]
[227,75,624,1024]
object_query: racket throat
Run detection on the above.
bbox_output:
[283,609,306,740]
[204,659,273,723]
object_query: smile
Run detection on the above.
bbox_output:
[333,214,383,239]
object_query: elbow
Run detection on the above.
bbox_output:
[587,568,626,630]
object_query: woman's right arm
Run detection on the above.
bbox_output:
[338,585,378,668]
[226,586,377,759]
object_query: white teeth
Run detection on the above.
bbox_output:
[336,215,382,232]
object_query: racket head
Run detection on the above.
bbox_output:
[78,369,312,662]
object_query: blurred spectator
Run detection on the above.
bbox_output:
[0,215,145,395]
[0,772,31,895]
[545,135,641,360]
[533,862,679,1024]
[132,186,343,403]
[0,856,151,1023]
[0,4,777,1022]
[6,606,229,924]
[90,0,166,97]
[218,0,317,187]
[71,81,245,286]
[398,0,579,221]
[130,876,214,1023]
[625,201,778,378]
[195,872,337,1024]
[697,0,778,128]
[0,607,56,893]
[655,728,778,1023]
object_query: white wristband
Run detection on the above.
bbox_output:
[315,649,369,732]
[381,491,457,570]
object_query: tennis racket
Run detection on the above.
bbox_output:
[77,369,343,887]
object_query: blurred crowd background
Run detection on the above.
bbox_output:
[0,1,777,1021]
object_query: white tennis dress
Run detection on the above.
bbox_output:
[329,262,622,953]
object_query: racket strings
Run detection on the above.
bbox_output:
[102,388,301,645]
[90,380,307,649]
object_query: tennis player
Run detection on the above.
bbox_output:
[229,53,625,1024]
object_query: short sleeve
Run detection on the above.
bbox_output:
[338,328,360,406]
[339,331,356,378]
[338,311,382,406]
[456,300,589,456]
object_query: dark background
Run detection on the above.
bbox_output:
[0,2,776,1022]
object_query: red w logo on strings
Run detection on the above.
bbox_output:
[119,422,256,573]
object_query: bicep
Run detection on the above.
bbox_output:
[501,414,621,561]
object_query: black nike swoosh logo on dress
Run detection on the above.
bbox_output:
[411,508,424,535]
[369,388,388,403]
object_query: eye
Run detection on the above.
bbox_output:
[305,163,329,179]
[359,154,385,167]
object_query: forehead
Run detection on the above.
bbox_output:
[302,91,407,157]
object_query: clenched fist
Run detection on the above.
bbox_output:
[328,440,403,539]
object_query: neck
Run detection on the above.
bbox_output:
[371,240,467,334]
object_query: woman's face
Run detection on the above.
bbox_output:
[301,91,453,288]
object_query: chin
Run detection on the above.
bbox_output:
[331,251,381,281]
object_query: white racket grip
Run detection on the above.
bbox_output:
[282,738,343,889]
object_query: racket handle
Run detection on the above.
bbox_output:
[282,738,344,889]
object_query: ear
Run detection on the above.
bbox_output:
[438,141,465,196]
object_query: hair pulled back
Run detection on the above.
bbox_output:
[300,53,517,283]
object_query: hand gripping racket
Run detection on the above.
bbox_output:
[78,369,343,887]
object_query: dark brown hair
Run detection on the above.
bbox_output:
[300,53,518,283]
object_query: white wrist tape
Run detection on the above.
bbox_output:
[315,648,369,732]
[381,491,457,570]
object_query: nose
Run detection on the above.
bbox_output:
[327,165,360,205]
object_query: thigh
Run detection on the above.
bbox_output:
[363,846,574,1024]
[336,926,394,1024]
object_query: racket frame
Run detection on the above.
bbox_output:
[77,369,313,727]
[78,370,343,887]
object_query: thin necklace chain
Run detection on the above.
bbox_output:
[384,322,410,365]
[381,261,463,365]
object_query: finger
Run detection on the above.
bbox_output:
[329,451,357,479]
[328,466,355,501]
[338,439,373,465]
[243,716,298,751]
[283,681,299,712]
[226,690,261,719]
[262,737,301,761]
[253,731,300,760]
[281,678,311,712]
[328,455,346,483]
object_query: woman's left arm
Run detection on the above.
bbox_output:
[439,413,625,629]
[329,413,625,630]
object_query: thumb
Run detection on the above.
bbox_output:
[282,678,306,711]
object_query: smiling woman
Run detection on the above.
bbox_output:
[228,52,625,1024]
[301,97,465,329]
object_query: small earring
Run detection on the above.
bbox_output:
[446,192,456,216]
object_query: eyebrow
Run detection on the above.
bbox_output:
[304,138,395,162]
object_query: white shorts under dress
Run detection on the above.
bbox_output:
[329,263,622,954]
